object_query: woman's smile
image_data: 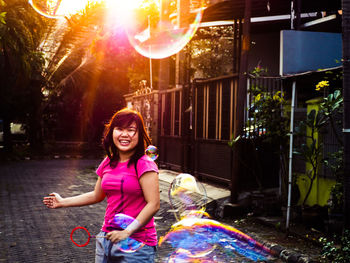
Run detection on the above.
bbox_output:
[119,139,131,146]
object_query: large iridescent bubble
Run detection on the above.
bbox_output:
[112,0,206,58]
[28,0,94,18]
[145,145,159,161]
[169,173,207,221]
[159,217,272,262]
[107,213,145,253]
[30,0,205,58]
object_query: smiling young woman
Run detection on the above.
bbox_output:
[43,108,160,263]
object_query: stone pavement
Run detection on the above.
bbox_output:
[0,159,322,262]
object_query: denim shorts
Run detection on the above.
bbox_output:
[95,231,157,263]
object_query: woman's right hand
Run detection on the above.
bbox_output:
[43,193,64,209]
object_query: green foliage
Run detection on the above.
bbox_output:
[247,83,288,143]
[294,87,343,206]
[328,182,344,214]
[324,147,344,214]
[188,26,234,79]
[320,230,350,263]
[322,90,343,116]
[0,0,51,150]
[294,109,324,206]
[324,149,344,181]
[250,66,268,77]
[228,67,289,191]
[227,135,240,148]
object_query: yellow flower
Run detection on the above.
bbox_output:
[255,93,261,102]
[315,80,329,91]
[273,91,281,101]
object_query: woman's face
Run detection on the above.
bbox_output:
[113,122,139,156]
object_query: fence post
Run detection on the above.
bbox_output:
[231,0,251,203]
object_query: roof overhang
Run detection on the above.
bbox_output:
[201,0,341,22]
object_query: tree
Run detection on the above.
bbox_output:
[48,19,150,143]
[0,0,49,151]
[1,0,155,152]
[188,26,234,79]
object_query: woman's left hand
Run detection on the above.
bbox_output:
[106,230,131,243]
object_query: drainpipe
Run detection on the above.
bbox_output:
[286,81,296,231]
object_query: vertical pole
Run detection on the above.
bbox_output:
[286,81,296,231]
[231,0,251,203]
[148,16,153,90]
[149,57,153,89]
[290,1,294,30]
[177,0,190,172]
[342,0,350,229]
[295,0,301,30]
[285,0,297,231]
[158,0,170,91]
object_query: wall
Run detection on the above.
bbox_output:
[296,97,336,206]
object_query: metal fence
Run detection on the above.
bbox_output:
[157,86,185,172]
[127,73,342,191]
[192,74,239,184]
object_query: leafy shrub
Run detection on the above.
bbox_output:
[320,230,350,263]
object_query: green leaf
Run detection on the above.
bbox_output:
[228,135,241,147]
[327,93,334,102]
[334,90,341,99]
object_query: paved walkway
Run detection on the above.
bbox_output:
[0,159,320,262]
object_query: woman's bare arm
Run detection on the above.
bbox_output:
[43,177,106,208]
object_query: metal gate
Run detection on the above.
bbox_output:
[192,75,239,185]
[157,86,185,172]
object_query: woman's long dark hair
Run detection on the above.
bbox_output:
[102,108,152,168]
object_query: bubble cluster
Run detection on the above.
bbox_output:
[159,216,272,262]
[145,145,159,161]
[169,173,207,221]
[107,213,145,253]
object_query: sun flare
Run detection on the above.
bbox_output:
[29,0,102,18]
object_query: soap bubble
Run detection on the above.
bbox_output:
[145,145,159,161]
[169,173,207,220]
[107,213,145,253]
[28,0,92,18]
[118,0,206,58]
[31,0,206,58]
[159,217,272,262]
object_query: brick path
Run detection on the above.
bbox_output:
[0,160,216,262]
[0,159,287,262]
